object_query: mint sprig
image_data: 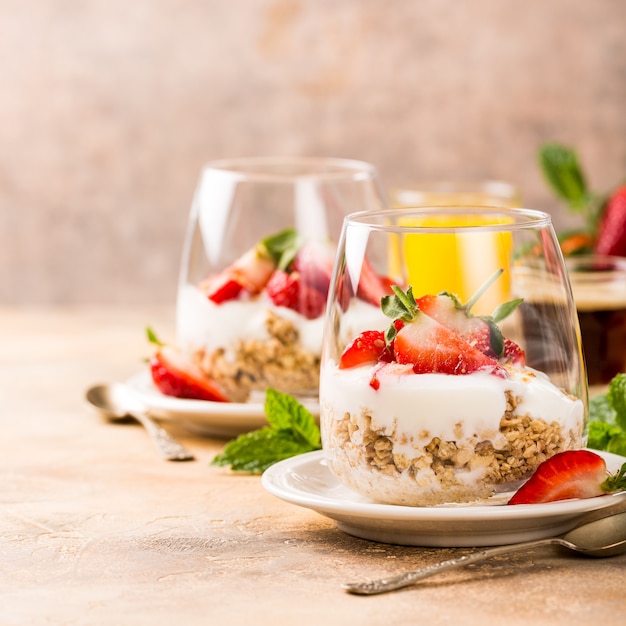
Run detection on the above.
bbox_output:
[211,388,321,473]
[538,142,603,236]
[260,228,303,270]
[588,373,626,456]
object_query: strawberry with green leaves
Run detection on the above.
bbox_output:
[508,449,626,505]
[338,269,525,380]
[539,142,626,256]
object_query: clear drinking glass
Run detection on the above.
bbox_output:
[320,207,587,506]
[176,157,386,403]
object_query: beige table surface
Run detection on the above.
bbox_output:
[2,306,626,626]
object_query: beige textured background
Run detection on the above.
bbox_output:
[2,0,625,306]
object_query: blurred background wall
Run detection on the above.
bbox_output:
[2,0,625,306]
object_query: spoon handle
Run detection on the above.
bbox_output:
[343,537,561,595]
[132,412,195,461]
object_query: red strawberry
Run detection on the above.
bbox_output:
[508,450,626,505]
[394,311,504,376]
[502,338,526,366]
[266,270,327,320]
[596,185,626,256]
[368,361,414,390]
[339,330,389,369]
[357,258,395,306]
[204,275,245,304]
[149,345,230,402]
[416,293,486,338]
[202,246,277,304]
[266,270,299,308]
[292,240,334,294]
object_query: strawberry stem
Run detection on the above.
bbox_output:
[601,461,626,494]
[463,269,504,312]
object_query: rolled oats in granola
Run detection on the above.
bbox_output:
[320,367,584,506]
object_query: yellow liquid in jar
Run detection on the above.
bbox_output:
[389,214,514,315]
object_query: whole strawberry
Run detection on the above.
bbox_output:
[595,185,626,257]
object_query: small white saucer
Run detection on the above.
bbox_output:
[125,370,319,438]
[262,450,626,547]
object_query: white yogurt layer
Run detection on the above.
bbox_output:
[177,284,387,356]
[320,362,583,448]
[176,283,326,354]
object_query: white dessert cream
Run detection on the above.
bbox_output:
[176,283,324,401]
[320,362,585,506]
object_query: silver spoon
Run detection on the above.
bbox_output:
[343,508,626,595]
[86,383,195,461]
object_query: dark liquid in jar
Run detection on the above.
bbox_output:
[520,300,626,386]
[577,307,626,386]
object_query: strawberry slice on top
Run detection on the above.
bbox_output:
[339,330,390,369]
[394,311,503,375]
[201,228,301,304]
[147,328,230,402]
[508,450,626,505]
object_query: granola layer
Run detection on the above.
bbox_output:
[322,389,583,506]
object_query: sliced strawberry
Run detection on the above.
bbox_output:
[394,312,503,375]
[508,450,626,505]
[266,270,299,309]
[149,345,230,402]
[416,294,484,337]
[292,240,334,294]
[502,338,526,366]
[596,185,626,257]
[201,244,278,304]
[357,258,395,306]
[339,330,388,369]
[368,361,414,390]
[205,275,245,304]
[416,293,504,357]
[266,270,327,320]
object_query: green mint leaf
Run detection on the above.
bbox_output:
[538,143,589,211]
[607,434,626,458]
[587,420,622,451]
[261,228,302,269]
[265,388,320,448]
[211,388,322,473]
[381,286,418,321]
[480,318,504,358]
[146,326,163,346]
[382,285,419,345]
[490,298,524,323]
[211,428,314,473]
[589,393,616,424]
[608,373,626,431]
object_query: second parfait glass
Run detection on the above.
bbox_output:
[320,207,587,506]
[176,157,386,404]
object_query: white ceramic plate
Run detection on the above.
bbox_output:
[262,449,626,547]
[125,370,319,438]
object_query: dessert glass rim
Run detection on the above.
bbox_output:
[344,206,552,234]
[198,156,379,182]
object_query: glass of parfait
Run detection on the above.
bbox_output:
[320,207,587,506]
[174,157,386,404]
